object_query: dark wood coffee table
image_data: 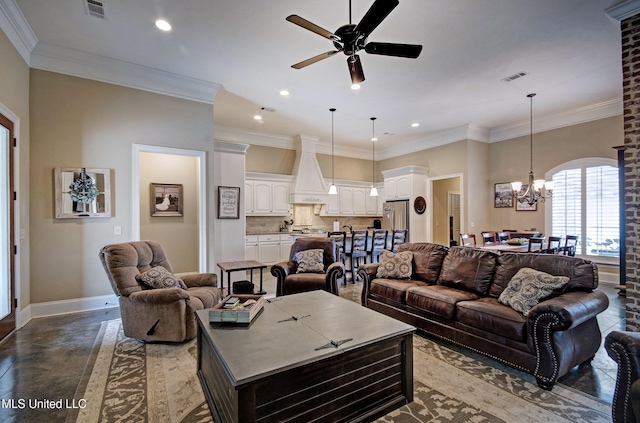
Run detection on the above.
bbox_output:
[195,290,415,423]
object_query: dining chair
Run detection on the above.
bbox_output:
[497,231,511,244]
[459,233,476,247]
[391,229,408,253]
[345,230,368,282]
[481,232,496,246]
[527,237,545,253]
[368,229,388,263]
[327,231,347,265]
[544,236,562,254]
[561,235,578,256]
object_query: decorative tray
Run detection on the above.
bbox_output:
[209,294,265,325]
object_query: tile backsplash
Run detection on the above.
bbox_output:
[246,204,381,234]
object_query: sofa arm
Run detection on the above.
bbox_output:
[527,290,609,332]
[358,263,380,306]
[271,262,297,296]
[128,288,190,304]
[325,262,346,295]
[606,331,640,423]
[178,272,217,288]
[526,290,609,389]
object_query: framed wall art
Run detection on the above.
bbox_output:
[151,183,183,216]
[217,186,240,219]
[494,182,513,208]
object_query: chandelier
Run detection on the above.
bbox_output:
[369,117,378,197]
[510,93,553,206]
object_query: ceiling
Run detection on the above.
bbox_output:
[1,0,625,158]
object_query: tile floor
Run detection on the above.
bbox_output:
[0,273,624,422]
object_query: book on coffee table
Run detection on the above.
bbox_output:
[209,294,265,325]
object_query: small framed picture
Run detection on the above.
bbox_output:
[217,186,240,219]
[494,183,513,208]
[150,183,183,216]
[515,185,538,211]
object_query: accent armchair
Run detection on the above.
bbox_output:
[271,237,345,296]
[99,240,222,342]
[606,330,640,423]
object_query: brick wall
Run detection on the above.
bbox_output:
[622,14,640,331]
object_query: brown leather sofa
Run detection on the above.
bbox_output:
[358,242,609,390]
[271,237,345,296]
[605,330,640,423]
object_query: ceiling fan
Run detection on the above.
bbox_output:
[286,0,423,85]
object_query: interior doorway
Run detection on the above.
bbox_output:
[0,112,15,340]
[448,192,461,246]
[132,144,207,273]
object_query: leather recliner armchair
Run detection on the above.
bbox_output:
[99,240,222,342]
[605,330,640,423]
[271,237,345,296]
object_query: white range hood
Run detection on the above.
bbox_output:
[290,136,329,204]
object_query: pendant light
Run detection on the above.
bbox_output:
[328,108,338,195]
[369,117,378,197]
[510,93,553,205]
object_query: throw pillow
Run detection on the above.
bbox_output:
[376,249,413,279]
[135,266,187,290]
[295,249,325,273]
[498,267,569,316]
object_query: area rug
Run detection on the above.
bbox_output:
[67,317,610,423]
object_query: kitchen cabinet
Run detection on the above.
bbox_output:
[352,188,367,215]
[384,175,411,200]
[325,191,340,215]
[245,233,293,265]
[339,187,354,214]
[245,235,258,261]
[245,175,293,216]
[365,189,379,215]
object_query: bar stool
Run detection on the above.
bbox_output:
[345,230,368,282]
[327,231,346,265]
[391,229,408,253]
[368,229,388,263]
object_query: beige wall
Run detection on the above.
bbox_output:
[245,145,295,174]
[29,70,214,303]
[140,152,199,272]
[0,29,31,311]
[317,154,375,183]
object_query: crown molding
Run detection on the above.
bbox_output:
[30,43,220,104]
[0,0,37,64]
[214,141,249,154]
[489,98,622,142]
[606,0,640,21]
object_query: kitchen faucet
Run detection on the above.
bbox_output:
[342,224,353,233]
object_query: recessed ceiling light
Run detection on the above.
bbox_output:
[155,19,172,32]
[351,84,361,90]
[253,115,263,121]
[411,123,420,128]
[280,90,290,96]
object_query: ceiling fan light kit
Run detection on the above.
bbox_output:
[287,0,422,85]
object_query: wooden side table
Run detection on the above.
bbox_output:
[216,260,268,295]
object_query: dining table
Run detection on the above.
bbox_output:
[479,243,529,253]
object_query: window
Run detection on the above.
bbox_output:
[548,158,619,261]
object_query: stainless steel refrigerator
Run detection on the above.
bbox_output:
[382,200,410,241]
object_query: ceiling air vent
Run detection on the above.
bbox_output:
[85,0,106,19]
[501,71,528,83]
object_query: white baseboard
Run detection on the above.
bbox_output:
[16,294,119,329]
[599,272,619,285]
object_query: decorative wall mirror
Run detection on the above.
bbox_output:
[54,167,111,218]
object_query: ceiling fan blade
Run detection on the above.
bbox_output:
[292,50,340,69]
[348,55,365,84]
[286,15,340,41]
[364,42,423,58]
[354,0,399,38]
